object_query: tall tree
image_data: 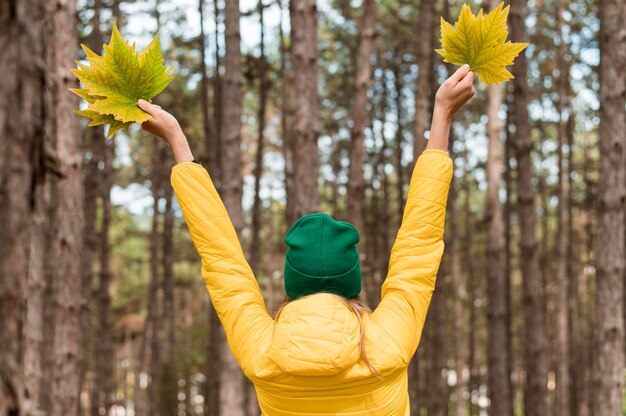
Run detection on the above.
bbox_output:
[219,0,246,414]
[485,0,513,410]
[448,134,464,416]
[554,0,571,412]
[592,0,625,414]
[509,0,549,413]
[0,0,45,411]
[289,0,321,222]
[159,169,177,413]
[412,0,434,160]
[48,0,84,413]
[347,0,375,233]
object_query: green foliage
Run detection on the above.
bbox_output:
[435,2,528,84]
[71,23,174,137]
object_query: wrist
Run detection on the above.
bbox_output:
[432,105,453,125]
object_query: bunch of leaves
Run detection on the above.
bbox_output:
[71,23,174,137]
[435,2,528,85]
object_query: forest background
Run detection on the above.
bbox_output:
[1,0,625,415]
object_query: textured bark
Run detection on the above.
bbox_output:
[554,2,571,412]
[80,0,104,406]
[145,148,162,416]
[392,63,405,222]
[280,0,296,228]
[448,135,464,416]
[347,0,375,233]
[509,0,549,413]
[48,0,83,413]
[485,76,513,415]
[92,138,115,416]
[591,0,626,414]
[213,0,223,189]
[463,150,478,416]
[0,0,45,412]
[159,177,177,414]
[288,0,320,222]
[220,1,245,414]
[412,0,433,160]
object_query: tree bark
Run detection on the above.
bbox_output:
[92,137,115,416]
[289,0,320,222]
[220,1,246,414]
[347,0,375,233]
[412,0,433,160]
[554,1,571,412]
[448,132,464,416]
[0,0,46,412]
[509,1,549,413]
[48,0,83,413]
[485,47,513,414]
[160,169,177,414]
[591,0,626,414]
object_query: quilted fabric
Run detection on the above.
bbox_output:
[170,149,453,415]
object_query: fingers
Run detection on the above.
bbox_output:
[448,64,471,84]
[138,99,161,116]
[458,70,475,91]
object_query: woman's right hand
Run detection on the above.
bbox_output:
[434,64,475,120]
[138,99,185,144]
[138,99,194,164]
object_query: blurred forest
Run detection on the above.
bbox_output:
[1,0,625,415]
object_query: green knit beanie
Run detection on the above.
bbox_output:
[283,212,361,300]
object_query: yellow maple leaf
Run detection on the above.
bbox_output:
[71,23,174,136]
[435,2,528,85]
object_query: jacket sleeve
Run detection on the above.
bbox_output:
[370,149,453,363]
[170,161,273,372]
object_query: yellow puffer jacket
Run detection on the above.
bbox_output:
[170,149,453,415]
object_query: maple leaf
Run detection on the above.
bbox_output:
[71,23,174,136]
[435,2,528,85]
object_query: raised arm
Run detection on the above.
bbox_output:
[370,66,474,362]
[139,100,273,372]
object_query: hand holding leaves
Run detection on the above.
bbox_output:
[436,2,528,85]
[71,23,174,137]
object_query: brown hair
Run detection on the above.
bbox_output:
[274,294,382,378]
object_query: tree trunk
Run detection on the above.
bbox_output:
[160,168,177,414]
[448,133,464,416]
[288,0,320,222]
[48,0,83,413]
[80,0,104,408]
[92,137,115,416]
[392,62,405,223]
[0,0,46,412]
[485,47,513,414]
[463,150,478,416]
[412,0,433,160]
[554,1,571,412]
[591,0,626,414]
[213,0,223,189]
[347,0,375,233]
[509,0,549,413]
[220,1,245,414]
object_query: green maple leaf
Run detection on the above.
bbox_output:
[435,2,528,85]
[71,23,174,135]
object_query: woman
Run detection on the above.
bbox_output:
[138,64,475,415]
